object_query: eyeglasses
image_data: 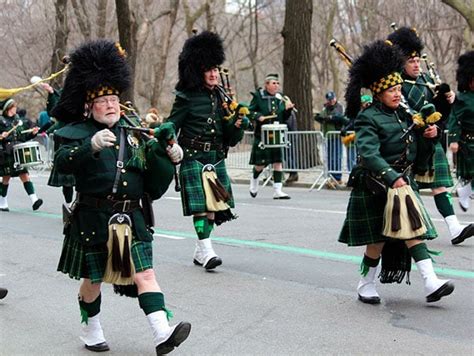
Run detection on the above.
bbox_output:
[93,96,119,106]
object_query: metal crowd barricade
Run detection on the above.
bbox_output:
[226,130,326,189]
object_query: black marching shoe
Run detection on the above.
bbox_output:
[155,322,192,355]
[84,342,110,352]
[284,173,299,186]
[0,287,8,299]
[0,207,9,212]
[32,199,43,211]
[426,281,455,303]
[358,294,381,305]
[451,223,474,245]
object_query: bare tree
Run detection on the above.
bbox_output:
[282,0,313,130]
[71,0,91,40]
[116,0,138,102]
[51,0,69,88]
[442,0,474,49]
[96,0,108,38]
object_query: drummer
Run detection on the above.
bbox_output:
[0,98,43,211]
[248,73,294,199]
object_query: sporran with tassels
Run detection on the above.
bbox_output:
[382,185,427,239]
[202,163,231,212]
[103,213,135,285]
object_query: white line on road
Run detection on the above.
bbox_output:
[153,233,185,240]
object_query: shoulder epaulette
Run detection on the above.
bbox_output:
[55,120,94,140]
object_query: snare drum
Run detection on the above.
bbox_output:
[13,141,43,169]
[260,122,288,148]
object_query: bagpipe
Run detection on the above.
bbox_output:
[329,38,356,146]
[119,102,181,193]
[215,67,250,128]
[0,57,69,101]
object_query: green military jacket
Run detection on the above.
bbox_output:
[314,102,349,134]
[55,117,175,246]
[249,88,290,136]
[354,101,429,187]
[167,88,244,161]
[447,91,474,144]
[402,72,434,112]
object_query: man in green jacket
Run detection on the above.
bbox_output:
[167,31,246,270]
[52,39,191,355]
[248,73,294,199]
[388,26,474,245]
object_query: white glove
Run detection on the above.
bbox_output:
[166,143,183,163]
[91,129,116,152]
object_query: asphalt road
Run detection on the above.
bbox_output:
[1,172,473,355]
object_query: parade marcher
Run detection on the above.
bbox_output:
[314,91,349,184]
[0,98,43,211]
[388,27,474,244]
[248,73,294,199]
[52,39,191,354]
[448,50,474,219]
[339,40,454,305]
[167,31,246,270]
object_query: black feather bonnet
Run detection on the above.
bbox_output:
[387,27,423,58]
[345,40,405,119]
[176,31,225,91]
[456,50,474,92]
[51,39,131,123]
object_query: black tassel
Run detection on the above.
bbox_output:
[112,227,122,272]
[215,209,238,226]
[113,284,138,298]
[379,240,411,284]
[207,177,230,202]
[213,177,231,201]
[207,178,225,202]
[405,195,422,230]
[121,230,132,278]
[391,194,401,231]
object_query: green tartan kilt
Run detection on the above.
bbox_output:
[0,152,28,177]
[249,138,284,165]
[57,235,153,284]
[338,185,437,246]
[47,163,76,187]
[457,140,474,180]
[417,142,453,189]
[179,156,234,216]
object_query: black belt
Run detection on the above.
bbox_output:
[79,195,141,213]
[179,137,224,152]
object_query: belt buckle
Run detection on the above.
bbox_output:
[203,142,211,152]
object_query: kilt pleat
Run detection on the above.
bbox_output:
[57,235,153,283]
[179,155,234,216]
[417,143,453,189]
[339,186,437,247]
[457,141,474,179]
[249,139,284,165]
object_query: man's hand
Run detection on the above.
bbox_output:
[39,83,54,94]
[166,143,183,163]
[445,90,455,104]
[91,129,116,152]
[422,125,438,138]
[285,101,295,110]
[1,131,8,139]
[32,127,40,135]
[392,177,407,188]
[449,142,459,153]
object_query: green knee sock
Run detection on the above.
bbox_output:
[409,243,430,262]
[434,192,455,218]
[208,218,215,235]
[1,184,8,197]
[273,170,283,183]
[23,181,35,195]
[253,167,262,179]
[360,254,380,276]
[193,216,210,240]
[138,292,165,315]
[79,294,101,324]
